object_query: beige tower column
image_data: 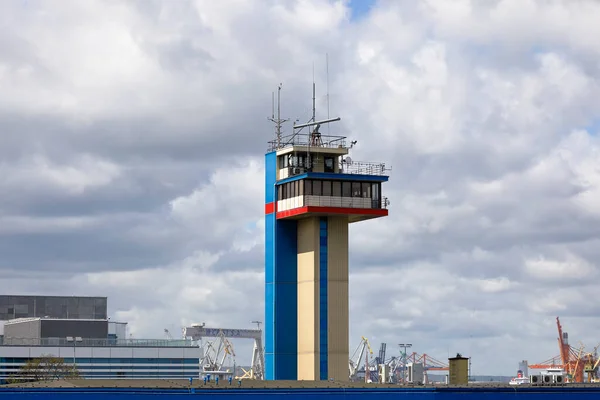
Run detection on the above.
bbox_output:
[327,216,349,381]
[297,217,320,380]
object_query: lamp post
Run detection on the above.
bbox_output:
[399,343,412,384]
[66,336,83,370]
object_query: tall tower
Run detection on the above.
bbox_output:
[264,90,389,381]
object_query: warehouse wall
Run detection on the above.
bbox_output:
[40,320,108,339]
[3,319,41,342]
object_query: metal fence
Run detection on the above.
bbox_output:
[268,133,347,152]
[340,161,388,176]
[302,196,389,210]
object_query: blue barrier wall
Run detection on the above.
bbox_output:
[2,387,600,399]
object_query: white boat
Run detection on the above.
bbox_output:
[509,370,529,385]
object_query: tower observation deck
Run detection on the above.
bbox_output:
[264,87,389,381]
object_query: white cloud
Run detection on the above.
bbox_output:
[476,277,513,293]
[0,215,99,235]
[168,158,265,252]
[525,253,597,281]
[0,154,120,195]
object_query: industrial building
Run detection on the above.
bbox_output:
[0,295,108,341]
[0,295,107,321]
[0,306,200,382]
[264,87,389,381]
[0,295,108,348]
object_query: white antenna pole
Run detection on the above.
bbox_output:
[267,83,288,149]
[312,63,316,123]
[307,66,316,171]
[277,84,282,147]
[326,53,330,134]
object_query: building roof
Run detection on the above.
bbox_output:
[4,317,109,325]
[0,337,196,348]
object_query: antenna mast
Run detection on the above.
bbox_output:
[308,71,316,170]
[312,63,316,123]
[268,83,288,148]
[326,53,330,134]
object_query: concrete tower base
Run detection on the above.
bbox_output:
[297,216,349,381]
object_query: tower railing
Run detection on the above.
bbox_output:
[268,133,346,152]
[279,195,389,210]
[340,161,388,176]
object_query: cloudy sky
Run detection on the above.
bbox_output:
[2,0,600,376]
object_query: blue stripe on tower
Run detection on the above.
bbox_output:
[265,151,298,380]
[274,219,298,379]
[264,211,275,380]
[319,217,328,380]
[265,152,277,380]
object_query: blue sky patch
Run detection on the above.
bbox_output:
[584,118,600,135]
[348,0,377,20]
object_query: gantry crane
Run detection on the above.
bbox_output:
[361,348,449,384]
[393,352,449,383]
[183,325,265,380]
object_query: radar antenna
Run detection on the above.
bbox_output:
[268,84,289,148]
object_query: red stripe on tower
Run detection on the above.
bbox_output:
[265,202,275,214]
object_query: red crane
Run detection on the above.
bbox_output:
[529,317,595,383]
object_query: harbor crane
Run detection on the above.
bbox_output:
[349,336,374,382]
[183,325,265,380]
[529,317,599,383]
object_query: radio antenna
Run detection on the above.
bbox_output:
[312,63,316,123]
[326,53,330,134]
[267,83,289,148]
[309,66,315,170]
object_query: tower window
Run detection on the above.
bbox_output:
[280,156,288,168]
[322,181,332,196]
[305,180,312,195]
[312,180,322,196]
[361,183,371,198]
[332,181,341,197]
[324,157,334,173]
[342,182,351,197]
[352,182,361,197]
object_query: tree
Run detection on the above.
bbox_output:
[7,355,80,383]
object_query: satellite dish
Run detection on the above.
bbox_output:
[344,156,353,164]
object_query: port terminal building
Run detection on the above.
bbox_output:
[0,295,200,382]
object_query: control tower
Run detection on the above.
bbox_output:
[264,86,389,381]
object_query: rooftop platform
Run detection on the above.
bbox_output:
[268,133,348,153]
